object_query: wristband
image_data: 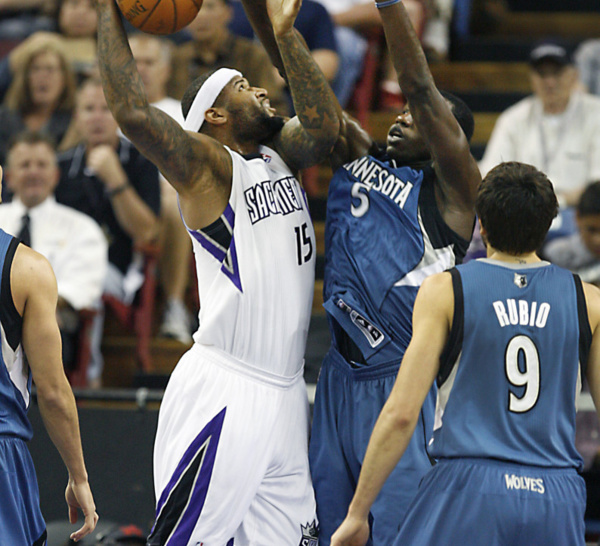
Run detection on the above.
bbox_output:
[108,183,131,197]
[375,0,401,8]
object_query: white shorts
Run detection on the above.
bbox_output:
[149,343,318,546]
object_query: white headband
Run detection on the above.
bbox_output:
[183,68,242,133]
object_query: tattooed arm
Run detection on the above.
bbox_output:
[241,0,372,171]
[95,0,232,229]
[267,0,339,171]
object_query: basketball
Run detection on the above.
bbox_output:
[117,0,202,35]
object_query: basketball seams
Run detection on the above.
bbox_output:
[139,0,166,32]
[170,0,178,35]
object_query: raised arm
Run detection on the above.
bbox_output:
[331,272,453,546]
[95,0,231,227]
[241,0,373,169]
[11,245,98,543]
[379,1,480,239]
[267,0,340,170]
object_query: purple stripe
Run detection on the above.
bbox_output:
[155,407,226,544]
[227,539,234,546]
[189,229,227,263]
[223,204,235,228]
[221,235,243,293]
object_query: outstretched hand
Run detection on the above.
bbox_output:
[331,514,370,546]
[266,0,302,36]
[65,480,99,542]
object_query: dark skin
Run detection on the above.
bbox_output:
[241,0,481,241]
[95,0,339,230]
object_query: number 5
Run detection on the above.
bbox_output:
[295,222,313,265]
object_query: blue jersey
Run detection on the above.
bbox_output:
[431,259,591,470]
[0,229,32,441]
[324,153,470,366]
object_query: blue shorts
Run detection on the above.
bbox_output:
[0,436,46,546]
[309,348,435,546]
[394,458,586,546]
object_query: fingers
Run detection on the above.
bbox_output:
[70,511,99,542]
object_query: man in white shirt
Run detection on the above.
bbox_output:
[479,40,600,209]
[0,131,108,377]
[129,33,195,345]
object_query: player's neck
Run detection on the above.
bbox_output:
[486,248,541,264]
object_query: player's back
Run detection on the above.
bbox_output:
[0,229,32,441]
[431,259,589,470]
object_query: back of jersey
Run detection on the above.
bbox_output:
[0,229,32,441]
[431,259,590,470]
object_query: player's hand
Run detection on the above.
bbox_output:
[65,479,99,542]
[86,145,128,189]
[330,514,370,546]
[266,0,301,36]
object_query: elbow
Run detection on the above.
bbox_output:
[114,106,149,136]
[401,79,435,103]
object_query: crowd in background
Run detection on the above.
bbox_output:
[0,0,599,398]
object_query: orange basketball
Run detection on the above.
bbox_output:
[117,0,202,35]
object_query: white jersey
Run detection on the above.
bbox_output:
[187,145,316,378]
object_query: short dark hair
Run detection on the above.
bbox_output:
[577,181,600,216]
[440,90,475,143]
[7,130,57,157]
[476,162,558,254]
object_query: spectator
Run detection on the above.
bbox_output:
[479,40,600,209]
[0,131,107,376]
[0,0,97,102]
[229,0,339,84]
[544,181,600,284]
[129,33,194,345]
[167,0,290,115]
[0,36,76,168]
[55,76,161,387]
[574,39,600,97]
[53,0,98,80]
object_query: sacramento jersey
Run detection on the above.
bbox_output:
[186,145,315,377]
[0,229,31,440]
[433,259,591,470]
[324,153,469,366]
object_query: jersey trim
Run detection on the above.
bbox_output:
[0,238,22,352]
[439,268,464,385]
[573,273,592,377]
[418,169,471,262]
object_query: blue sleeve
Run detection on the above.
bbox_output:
[295,0,337,52]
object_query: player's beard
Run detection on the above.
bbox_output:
[232,105,286,144]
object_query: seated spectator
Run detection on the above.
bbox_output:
[0,0,54,40]
[129,33,194,345]
[574,38,600,96]
[55,77,161,387]
[0,36,75,169]
[0,131,107,376]
[479,40,600,210]
[53,0,97,81]
[229,0,339,84]
[0,1,97,102]
[544,181,600,284]
[167,0,290,116]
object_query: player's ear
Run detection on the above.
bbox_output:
[204,107,228,126]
